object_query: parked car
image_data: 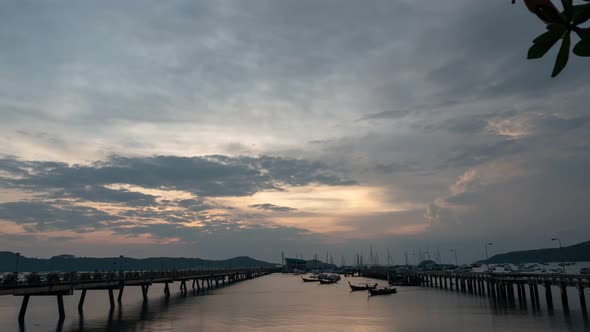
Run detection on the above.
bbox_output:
[580,268,590,275]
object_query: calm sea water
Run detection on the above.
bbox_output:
[0,273,589,331]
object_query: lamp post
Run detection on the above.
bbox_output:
[450,249,458,266]
[485,243,493,272]
[15,252,20,274]
[552,238,566,274]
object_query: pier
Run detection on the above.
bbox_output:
[361,269,590,316]
[0,268,277,323]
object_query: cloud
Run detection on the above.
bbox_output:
[0,155,356,197]
[0,201,120,232]
[249,203,297,212]
[0,154,356,255]
[360,110,412,121]
[177,198,214,212]
[52,185,159,207]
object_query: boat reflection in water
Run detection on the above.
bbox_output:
[368,287,397,296]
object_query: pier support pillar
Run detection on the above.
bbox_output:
[521,283,528,308]
[141,285,149,302]
[18,295,30,323]
[78,289,87,312]
[580,286,587,316]
[492,281,497,299]
[180,280,187,294]
[117,285,125,303]
[545,282,554,312]
[508,283,515,304]
[164,282,170,298]
[57,295,65,320]
[529,283,536,308]
[108,289,115,310]
[533,284,540,309]
[561,283,569,313]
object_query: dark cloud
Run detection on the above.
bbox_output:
[0,155,355,198]
[52,186,158,207]
[177,198,214,212]
[249,203,297,212]
[0,201,120,232]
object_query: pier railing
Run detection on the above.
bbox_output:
[0,268,276,290]
[0,267,279,323]
[360,268,590,317]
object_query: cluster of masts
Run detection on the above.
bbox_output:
[281,246,447,267]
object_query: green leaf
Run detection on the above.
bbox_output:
[528,28,565,59]
[576,29,590,41]
[537,4,567,24]
[573,38,590,57]
[535,24,567,42]
[561,0,573,18]
[572,4,590,25]
[552,33,571,77]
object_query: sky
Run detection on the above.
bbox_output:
[1,0,589,264]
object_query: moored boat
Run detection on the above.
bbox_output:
[369,287,397,296]
[348,281,378,291]
[319,278,337,284]
[301,276,320,282]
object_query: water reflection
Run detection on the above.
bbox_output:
[5,275,590,332]
[59,289,214,332]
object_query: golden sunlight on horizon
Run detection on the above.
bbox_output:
[215,184,424,234]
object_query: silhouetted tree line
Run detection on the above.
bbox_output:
[0,252,275,273]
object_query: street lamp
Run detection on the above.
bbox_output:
[450,249,458,266]
[485,243,494,272]
[552,238,566,274]
[15,252,20,274]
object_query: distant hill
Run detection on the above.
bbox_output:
[480,240,590,264]
[0,252,276,272]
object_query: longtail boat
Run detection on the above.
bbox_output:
[319,278,337,284]
[301,276,320,282]
[348,281,378,291]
